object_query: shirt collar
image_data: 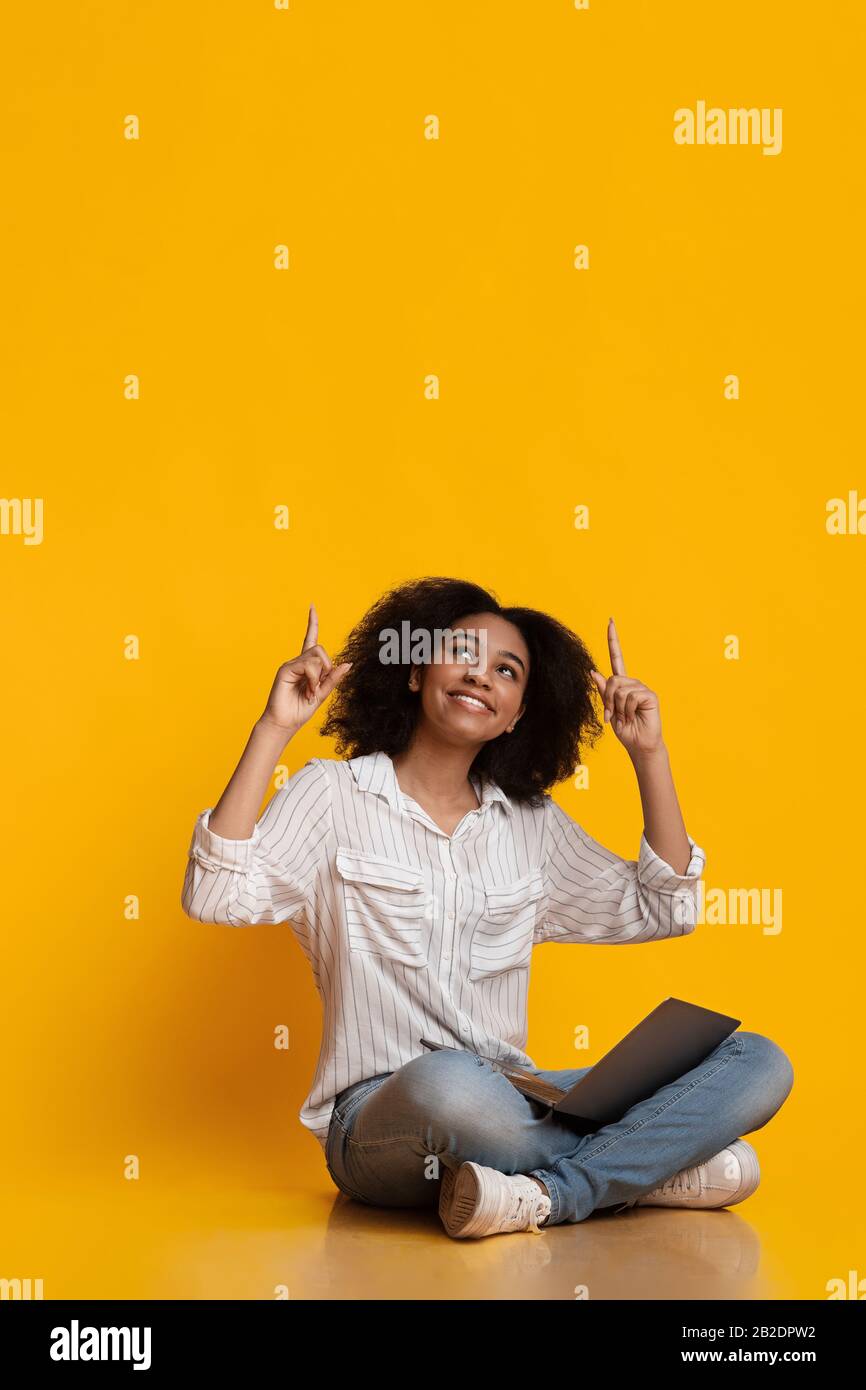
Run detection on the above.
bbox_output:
[347,748,513,818]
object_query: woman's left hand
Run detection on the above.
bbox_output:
[590,618,665,758]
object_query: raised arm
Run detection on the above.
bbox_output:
[538,795,705,945]
[181,603,348,925]
[537,616,706,945]
[182,756,332,926]
[591,616,693,873]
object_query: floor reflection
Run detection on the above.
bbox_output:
[299,1192,768,1300]
[3,1166,804,1300]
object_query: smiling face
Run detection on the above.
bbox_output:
[407,611,530,745]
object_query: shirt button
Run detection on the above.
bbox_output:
[446,911,454,921]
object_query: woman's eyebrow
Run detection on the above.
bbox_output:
[497,649,526,672]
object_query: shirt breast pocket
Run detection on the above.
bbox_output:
[335,848,430,969]
[470,869,546,981]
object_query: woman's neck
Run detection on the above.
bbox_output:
[391,739,480,808]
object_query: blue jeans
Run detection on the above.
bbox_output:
[324,1031,794,1225]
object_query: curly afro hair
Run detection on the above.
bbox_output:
[319,576,604,805]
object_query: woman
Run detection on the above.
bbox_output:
[182,576,794,1238]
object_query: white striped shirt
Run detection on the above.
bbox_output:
[181,748,706,1151]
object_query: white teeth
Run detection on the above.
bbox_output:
[450,693,489,711]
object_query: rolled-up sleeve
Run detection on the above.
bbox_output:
[537,795,706,945]
[181,757,331,926]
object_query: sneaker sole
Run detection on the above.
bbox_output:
[439,1161,484,1238]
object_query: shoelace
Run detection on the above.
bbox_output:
[508,1181,550,1234]
[612,1162,702,1213]
[657,1164,699,1196]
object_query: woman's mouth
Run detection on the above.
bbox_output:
[447,691,494,715]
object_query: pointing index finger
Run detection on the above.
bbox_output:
[607,617,627,676]
[302,603,318,652]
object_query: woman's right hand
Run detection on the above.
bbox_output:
[259,604,352,735]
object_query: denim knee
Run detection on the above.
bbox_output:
[388,1049,500,1146]
[736,1030,795,1120]
[390,1048,488,1112]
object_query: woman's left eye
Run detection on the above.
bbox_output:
[453,646,515,679]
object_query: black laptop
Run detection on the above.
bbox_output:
[420,997,740,1135]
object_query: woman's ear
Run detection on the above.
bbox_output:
[507,703,525,733]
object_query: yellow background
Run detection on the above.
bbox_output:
[1,1,863,1298]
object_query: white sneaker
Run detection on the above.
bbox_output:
[438,1160,553,1238]
[614,1139,761,1213]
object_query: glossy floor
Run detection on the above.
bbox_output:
[1,1157,834,1300]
